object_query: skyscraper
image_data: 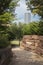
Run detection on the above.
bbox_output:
[24,13,31,23]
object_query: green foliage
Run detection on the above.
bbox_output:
[17,22,23,40]
[0,0,18,14]
[0,0,11,14]
[0,12,14,23]
[8,23,18,40]
[0,0,19,47]
[0,0,19,31]
[0,34,10,48]
[29,22,39,34]
[8,21,43,40]
[22,21,43,35]
[22,22,39,35]
[22,24,30,35]
[38,21,43,35]
[8,22,23,40]
[26,0,43,19]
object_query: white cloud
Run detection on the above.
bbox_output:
[14,0,39,23]
[15,0,27,20]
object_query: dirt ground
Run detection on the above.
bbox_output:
[9,47,43,65]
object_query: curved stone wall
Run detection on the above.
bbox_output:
[20,35,43,55]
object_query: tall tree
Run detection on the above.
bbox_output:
[0,0,19,47]
[26,0,43,19]
[0,0,19,33]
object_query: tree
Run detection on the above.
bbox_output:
[22,22,39,35]
[29,22,39,35]
[8,22,23,40]
[8,23,18,40]
[0,0,19,33]
[38,21,43,35]
[26,0,43,19]
[0,0,19,47]
[18,22,23,39]
[7,21,43,42]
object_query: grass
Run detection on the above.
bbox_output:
[10,40,19,46]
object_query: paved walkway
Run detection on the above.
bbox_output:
[9,47,43,65]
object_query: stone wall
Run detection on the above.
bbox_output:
[20,35,43,55]
[0,46,13,65]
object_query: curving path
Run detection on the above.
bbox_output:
[9,47,43,65]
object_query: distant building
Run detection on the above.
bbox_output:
[24,13,31,24]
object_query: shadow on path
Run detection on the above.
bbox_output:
[9,47,43,65]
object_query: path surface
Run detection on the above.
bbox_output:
[9,47,43,65]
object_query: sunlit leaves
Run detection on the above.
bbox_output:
[0,12,14,24]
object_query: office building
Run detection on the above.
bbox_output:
[24,13,31,23]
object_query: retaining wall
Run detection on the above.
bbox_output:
[20,35,43,55]
[0,46,13,65]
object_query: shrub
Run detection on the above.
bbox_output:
[0,34,10,48]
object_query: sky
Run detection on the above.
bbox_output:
[14,0,40,23]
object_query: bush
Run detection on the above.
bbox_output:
[0,34,10,48]
[38,21,43,35]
